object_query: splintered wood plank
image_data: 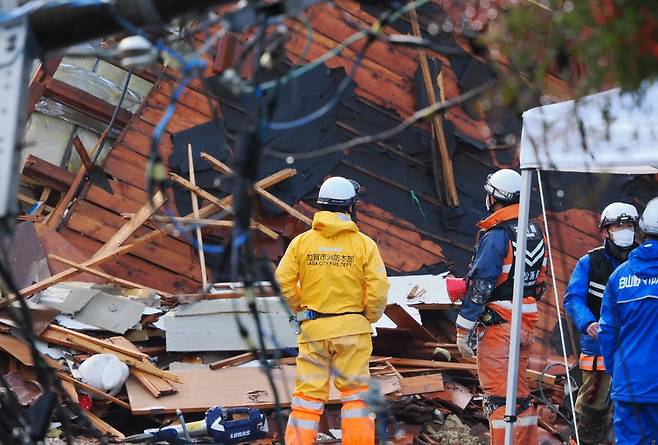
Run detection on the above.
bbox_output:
[188,144,208,287]
[58,228,201,294]
[169,173,279,240]
[399,374,444,395]
[201,152,312,226]
[13,169,297,300]
[85,411,125,439]
[92,191,165,259]
[209,352,256,370]
[0,334,57,368]
[56,372,131,409]
[48,254,173,298]
[107,336,177,397]
[65,200,203,281]
[384,304,438,343]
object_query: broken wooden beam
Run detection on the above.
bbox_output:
[209,352,256,370]
[408,3,460,207]
[84,410,125,439]
[169,172,279,239]
[9,168,297,302]
[56,372,131,409]
[43,78,132,128]
[47,254,173,298]
[92,191,166,259]
[200,152,312,226]
[188,144,208,288]
[123,214,255,229]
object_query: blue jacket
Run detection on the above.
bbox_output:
[456,227,508,330]
[600,241,658,403]
[563,243,622,356]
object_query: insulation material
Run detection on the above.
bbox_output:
[162,297,296,352]
[53,63,141,111]
[21,112,74,169]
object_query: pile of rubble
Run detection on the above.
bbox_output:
[0,266,572,443]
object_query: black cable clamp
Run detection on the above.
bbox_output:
[503,414,518,423]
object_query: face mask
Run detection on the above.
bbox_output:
[610,228,635,248]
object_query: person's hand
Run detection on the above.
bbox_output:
[456,330,474,358]
[587,322,599,339]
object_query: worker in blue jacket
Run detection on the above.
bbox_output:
[563,202,639,445]
[600,197,658,445]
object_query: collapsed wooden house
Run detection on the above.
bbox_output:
[8,0,658,439]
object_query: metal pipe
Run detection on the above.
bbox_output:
[503,168,533,445]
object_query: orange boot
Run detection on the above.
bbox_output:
[341,388,374,445]
[285,393,324,445]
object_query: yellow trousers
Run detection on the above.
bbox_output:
[285,333,374,445]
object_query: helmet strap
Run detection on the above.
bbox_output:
[349,202,358,223]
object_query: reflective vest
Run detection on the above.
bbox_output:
[482,219,545,328]
[586,247,615,319]
[490,219,546,301]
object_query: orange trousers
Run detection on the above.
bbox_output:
[477,322,538,445]
[285,334,374,445]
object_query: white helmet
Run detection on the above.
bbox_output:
[639,198,658,235]
[599,202,639,229]
[484,169,521,203]
[317,176,359,207]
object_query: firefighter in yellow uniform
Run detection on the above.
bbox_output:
[276,176,390,445]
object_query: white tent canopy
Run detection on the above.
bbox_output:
[503,82,658,444]
[520,82,658,174]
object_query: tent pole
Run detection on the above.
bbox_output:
[503,168,533,445]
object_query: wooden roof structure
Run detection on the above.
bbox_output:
[21,0,658,367]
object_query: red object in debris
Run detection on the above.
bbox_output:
[79,394,92,411]
[446,278,467,302]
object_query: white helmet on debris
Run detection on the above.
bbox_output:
[484,169,521,203]
[317,176,359,207]
[599,202,639,229]
[639,198,658,235]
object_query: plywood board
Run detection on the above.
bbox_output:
[399,374,444,395]
[126,367,400,414]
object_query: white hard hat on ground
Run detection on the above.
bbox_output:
[640,198,658,235]
[484,169,522,203]
[317,176,358,207]
[599,202,639,229]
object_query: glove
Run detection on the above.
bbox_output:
[456,330,474,358]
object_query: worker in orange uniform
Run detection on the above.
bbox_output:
[275,176,390,445]
[455,169,547,445]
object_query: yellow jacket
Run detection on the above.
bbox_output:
[275,211,390,342]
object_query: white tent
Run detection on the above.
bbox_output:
[504,82,658,444]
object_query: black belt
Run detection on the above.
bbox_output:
[483,395,532,417]
[296,310,364,322]
[480,308,508,326]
